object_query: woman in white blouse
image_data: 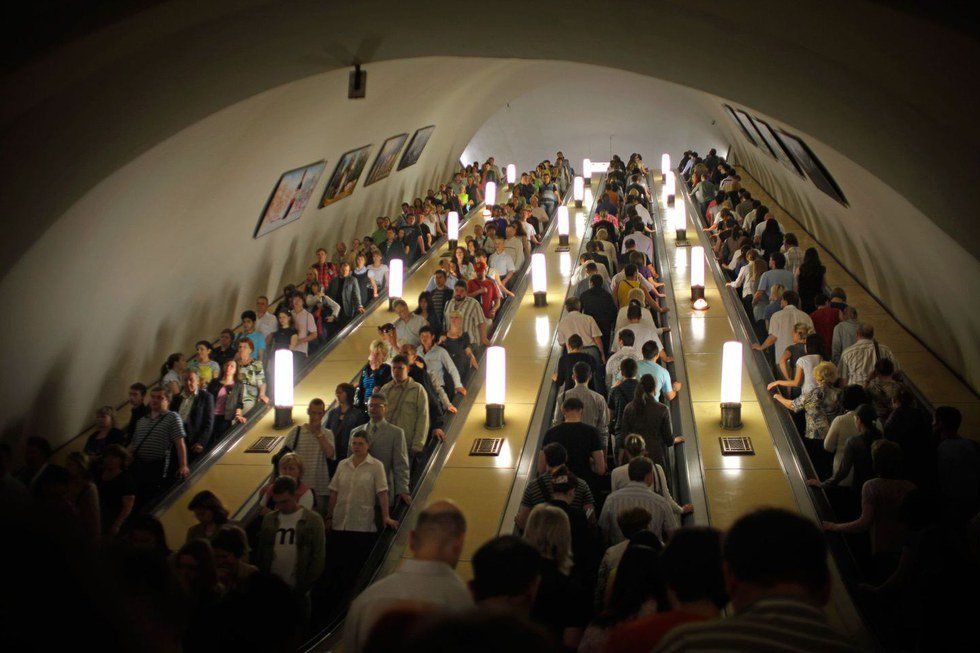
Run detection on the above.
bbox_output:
[768,333,825,395]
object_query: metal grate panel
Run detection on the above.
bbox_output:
[719,436,755,455]
[469,438,504,456]
[244,435,285,454]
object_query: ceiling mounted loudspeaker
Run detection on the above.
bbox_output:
[349,63,366,99]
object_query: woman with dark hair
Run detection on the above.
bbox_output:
[174,539,223,629]
[85,405,125,460]
[619,375,683,478]
[414,291,441,336]
[325,382,368,474]
[579,543,668,652]
[123,513,172,558]
[867,359,902,420]
[808,403,883,511]
[160,353,185,397]
[453,246,474,280]
[98,444,136,537]
[66,451,101,543]
[186,490,230,543]
[822,439,915,578]
[796,247,827,312]
[208,360,246,441]
[759,217,784,260]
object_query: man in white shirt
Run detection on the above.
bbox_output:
[599,457,678,545]
[557,297,605,365]
[832,306,860,364]
[606,328,642,388]
[752,291,813,363]
[489,237,517,287]
[839,323,900,387]
[345,501,473,653]
[290,293,318,356]
[621,233,653,265]
[610,304,663,354]
[255,295,278,337]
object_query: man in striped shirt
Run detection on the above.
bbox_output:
[130,386,189,504]
[655,508,858,652]
[599,457,677,546]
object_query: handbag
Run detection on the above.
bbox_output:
[271,425,302,472]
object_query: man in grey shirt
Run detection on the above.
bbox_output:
[553,362,610,450]
[350,392,410,508]
[599,457,678,546]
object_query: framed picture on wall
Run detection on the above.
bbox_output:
[776,131,849,206]
[253,160,326,239]
[397,125,435,170]
[724,104,757,146]
[755,118,804,176]
[319,145,373,207]
[364,133,408,185]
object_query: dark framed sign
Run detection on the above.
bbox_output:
[755,118,804,176]
[724,104,757,146]
[745,113,779,160]
[777,131,849,206]
[364,133,408,185]
[397,125,435,170]
[253,160,326,238]
[319,145,372,207]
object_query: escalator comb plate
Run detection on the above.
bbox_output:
[719,436,755,455]
[245,435,286,453]
[470,438,504,456]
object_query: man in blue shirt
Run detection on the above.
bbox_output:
[754,252,796,307]
[635,340,681,402]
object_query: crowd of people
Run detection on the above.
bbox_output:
[681,148,980,648]
[1,153,583,648]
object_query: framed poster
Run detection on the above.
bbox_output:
[319,145,372,207]
[776,131,849,206]
[745,113,779,159]
[755,118,804,176]
[364,133,408,185]
[253,160,326,239]
[397,125,435,170]
[724,105,757,146]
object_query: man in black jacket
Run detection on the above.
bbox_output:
[579,274,618,353]
[170,371,215,459]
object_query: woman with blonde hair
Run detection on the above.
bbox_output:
[775,322,815,396]
[763,283,786,330]
[259,452,315,513]
[594,229,619,273]
[354,338,392,406]
[774,361,842,473]
[526,504,590,650]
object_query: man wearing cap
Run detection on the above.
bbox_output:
[467,262,501,320]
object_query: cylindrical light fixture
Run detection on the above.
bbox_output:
[691,245,707,308]
[388,257,404,310]
[573,176,584,208]
[556,205,570,251]
[673,204,688,242]
[485,180,497,211]
[447,210,459,251]
[661,153,670,179]
[720,341,743,429]
[531,252,547,306]
[664,171,676,207]
[583,158,592,182]
[506,164,517,185]
[485,346,506,428]
[273,348,294,428]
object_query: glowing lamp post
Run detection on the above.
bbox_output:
[273,348,294,428]
[388,257,404,310]
[485,346,506,429]
[556,205,570,251]
[720,341,743,429]
[673,204,688,243]
[664,171,676,208]
[661,153,670,179]
[531,252,547,307]
[483,181,497,219]
[583,158,592,184]
[506,164,517,187]
[447,210,460,252]
[691,246,708,309]
[573,176,584,208]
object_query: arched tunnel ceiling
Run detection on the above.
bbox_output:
[2,0,979,279]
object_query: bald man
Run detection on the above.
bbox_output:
[344,500,473,653]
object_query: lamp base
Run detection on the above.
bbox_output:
[721,403,742,430]
[574,200,583,208]
[485,404,505,429]
[667,194,675,207]
[556,234,570,252]
[447,239,457,253]
[482,208,492,219]
[533,291,547,307]
[675,229,688,243]
[274,406,294,429]
[691,285,705,302]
